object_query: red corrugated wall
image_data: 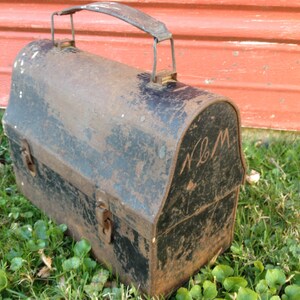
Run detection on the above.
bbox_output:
[1,0,300,130]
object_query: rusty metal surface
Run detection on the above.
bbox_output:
[155,190,239,294]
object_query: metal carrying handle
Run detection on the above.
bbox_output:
[51,1,176,83]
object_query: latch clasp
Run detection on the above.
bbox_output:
[95,189,113,244]
[21,139,36,177]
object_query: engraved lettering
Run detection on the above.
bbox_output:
[210,128,230,159]
[179,138,202,175]
[196,137,209,167]
[179,152,193,175]
[179,128,230,175]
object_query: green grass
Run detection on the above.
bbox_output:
[0,111,299,300]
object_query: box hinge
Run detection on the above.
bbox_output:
[154,70,177,85]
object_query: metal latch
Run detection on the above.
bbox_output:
[21,139,36,177]
[95,189,113,244]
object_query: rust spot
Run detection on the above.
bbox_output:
[186,179,197,191]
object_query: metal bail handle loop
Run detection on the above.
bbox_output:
[51,1,177,83]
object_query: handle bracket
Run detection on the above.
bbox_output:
[51,2,176,84]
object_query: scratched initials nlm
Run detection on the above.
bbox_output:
[179,128,230,175]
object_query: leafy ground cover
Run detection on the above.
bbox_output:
[0,111,299,299]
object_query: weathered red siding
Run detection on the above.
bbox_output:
[1,0,300,130]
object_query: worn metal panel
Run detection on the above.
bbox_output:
[1,0,300,130]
